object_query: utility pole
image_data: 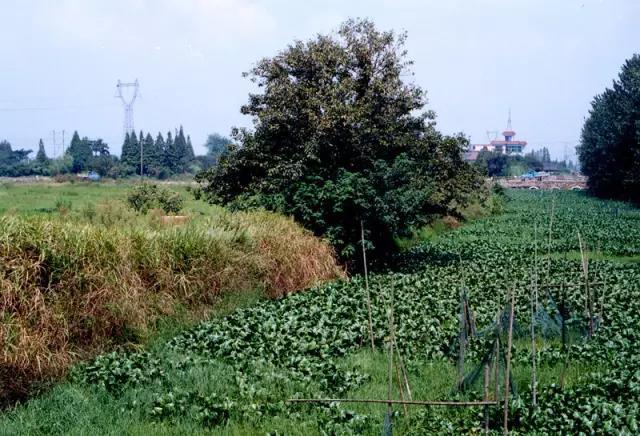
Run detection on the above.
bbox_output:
[52,130,57,158]
[140,135,144,180]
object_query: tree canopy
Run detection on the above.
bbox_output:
[579,54,640,203]
[198,19,481,263]
[204,133,232,162]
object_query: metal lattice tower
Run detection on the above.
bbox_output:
[115,79,139,139]
[506,108,512,131]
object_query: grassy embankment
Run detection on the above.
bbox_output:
[0,181,344,406]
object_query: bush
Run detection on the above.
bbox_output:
[158,191,184,214]
[127,184,159,214]
[127,183,184,215]
[55,198,73,215]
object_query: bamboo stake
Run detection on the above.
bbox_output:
[360,220,375,351]
[578,231,594,336]
[546,194,556,279]
[394,353,409,417]
[457,290,467,389]
[288,398,498,406]
[559,281,570,391]
[396,347,413,401]
[466,296,478,337]
[493,313,501,403]
[540,281,604,289]
[387,291,395,420]
[503,290,515,435]
[532,222,538,409]
[530,283,537,409]
[484,364,490,435]
[601,275,606,321]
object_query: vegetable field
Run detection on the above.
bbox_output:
[3,191,640,434]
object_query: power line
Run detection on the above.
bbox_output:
[0,103,118,112]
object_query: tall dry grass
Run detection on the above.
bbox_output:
[0,209,343,405]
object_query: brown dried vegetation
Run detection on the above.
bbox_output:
[0,210,343,405]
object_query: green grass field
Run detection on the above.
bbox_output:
[0,180,213,216]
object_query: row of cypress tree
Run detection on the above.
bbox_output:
[120,126,195,177]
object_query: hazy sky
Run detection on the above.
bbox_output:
[1,0,638,160]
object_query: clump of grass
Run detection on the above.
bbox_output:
[0,209,344,406]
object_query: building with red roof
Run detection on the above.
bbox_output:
[464,111,527,161]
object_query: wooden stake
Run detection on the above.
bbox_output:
[396,347,413,401]
[493,315,501,403]
[484,363,490,435]
[530,284,537,409]
[360,220,375,351]
[532,221,538,409]
[546,194,556,279]
[578,231,594,336]
[387,292,395,419]
[457,290,467,389]
[503,290,515,435]
[288,398,497,406]
[394,352,409,417]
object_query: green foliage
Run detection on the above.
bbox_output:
[158,190,185,214]
[204,133,232,164]
[3,191,640,434]
[119,131,139,173]
[35,139,48,165]
[474,150,549,177]
[66,131,93,173]
[0,139,33,176]
[198,19,481,262]
[126,183,184,214]
[126,183,159,214]
[579,53,640,203]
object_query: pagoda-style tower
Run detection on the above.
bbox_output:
[490,110,527,154]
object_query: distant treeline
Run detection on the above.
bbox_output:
[0,130,232,179]
[474,147,575,177]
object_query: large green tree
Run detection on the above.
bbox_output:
[35,139,48,164]
[198,19,480,262]
[0,140,32,176]
[120,131,140,174]
[204,133,232,164]
[579,54,640,203]
[66,131,92,173]
[163,130,181,173]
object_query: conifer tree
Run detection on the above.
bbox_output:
[120,132,139,172]
[66,131,92,172]
[35,139,48,164]
[164,130,180,173]
[154,133,168,176]
[143,133,162,176]
[186,135,195,160]
[173,126,192,172]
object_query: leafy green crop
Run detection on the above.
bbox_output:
[6,191,640,434]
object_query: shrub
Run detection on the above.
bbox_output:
[127,183,184,215]
[55,198,72,215]
[127,183,160,214]
[158,191,184,214]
